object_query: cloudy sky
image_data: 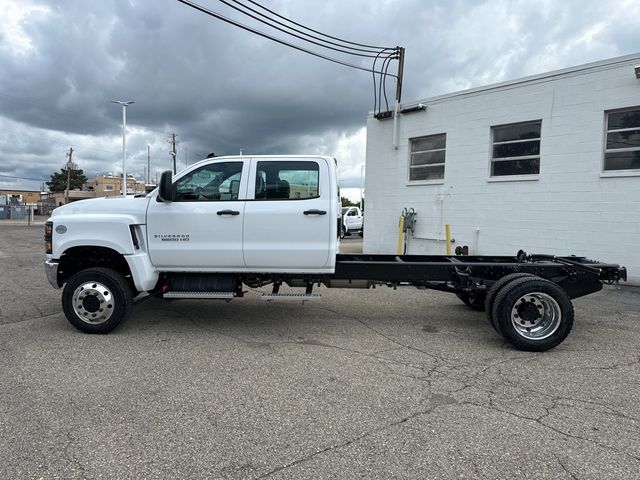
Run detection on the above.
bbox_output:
[1,0,639,199]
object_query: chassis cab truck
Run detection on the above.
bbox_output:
[341,206,363,238]
[44,155,626,352]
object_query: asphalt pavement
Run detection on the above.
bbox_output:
[1,226,639,479]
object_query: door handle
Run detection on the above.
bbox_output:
[303,209,327,215]
[217,209,240,216]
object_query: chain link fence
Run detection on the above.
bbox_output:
[0,206,46,226]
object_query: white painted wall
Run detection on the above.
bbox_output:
[364,54,640,284]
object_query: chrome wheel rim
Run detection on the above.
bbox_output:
[510,292,561,340]
[72,281,115,324]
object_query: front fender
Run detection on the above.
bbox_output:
[51,214,139,259]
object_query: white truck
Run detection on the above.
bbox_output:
[341,206,363,238]
[44,155,626,351]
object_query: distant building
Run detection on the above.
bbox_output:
[365,53,640,284]
[40,174,149,215]
[0,189,42,205]
[86,174,146,196]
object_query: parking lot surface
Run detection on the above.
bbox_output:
[1,225,639,479]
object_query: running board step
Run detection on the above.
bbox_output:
[163,291,235,299]
[261,293,321,301]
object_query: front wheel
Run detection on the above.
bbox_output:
[62,267,133,334]
[492,277,574,352]
[340,225,347,239]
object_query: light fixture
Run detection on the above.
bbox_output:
[400,103,427,114]
[635,65,640,79]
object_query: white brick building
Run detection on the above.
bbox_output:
[364,53,640,284]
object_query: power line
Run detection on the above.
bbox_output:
[242,0,395,50]
[223,0,394,57]
[0,174,47,182]
[176,0,398,76]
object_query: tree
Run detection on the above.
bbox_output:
[46,167,88,192]
[340,196,357,207]
[340,196,364,211]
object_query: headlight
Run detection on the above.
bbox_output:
[44,221,53,254]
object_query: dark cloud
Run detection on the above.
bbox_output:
[1,0,638,190]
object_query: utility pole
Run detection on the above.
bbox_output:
[65,147,74,204]
[392,46,405,149]
[168,133,178,174]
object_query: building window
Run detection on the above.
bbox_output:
[604,107,640,171]
[409,134,446,181]
[104,184,114,191]
[491,121,541,176]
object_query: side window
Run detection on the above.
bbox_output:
[175,162,243,201]
[490,121,541,176]
[255,161,319,200]
[409,133,446,182]
[604,107,640,171]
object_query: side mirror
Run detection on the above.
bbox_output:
[157,170,175,202]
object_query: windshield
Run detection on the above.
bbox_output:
[341,207,348,215]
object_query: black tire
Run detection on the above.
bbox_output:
[455,292,486,311]
[485,273,536,331]
[62,267,133,334]
[491,277,574,352]
[340,225,346,239]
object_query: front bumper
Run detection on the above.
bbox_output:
[44,259,61,289]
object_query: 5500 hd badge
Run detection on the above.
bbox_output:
[154,234,190,242]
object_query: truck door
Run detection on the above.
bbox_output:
[146,160,248,269]
[243,158,331,270]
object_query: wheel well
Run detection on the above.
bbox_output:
[58,246,132,285]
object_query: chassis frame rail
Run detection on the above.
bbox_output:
[330,253,626,299]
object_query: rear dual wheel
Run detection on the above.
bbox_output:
[490,276,574,352]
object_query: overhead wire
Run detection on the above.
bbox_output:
[177,0,397,76]
[216,0,384,58]
[226,0,391,55]
[0,174,47,182]
[176,0,400,113]
[242,0,395,50]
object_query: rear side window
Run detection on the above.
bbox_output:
[255,161,319,200]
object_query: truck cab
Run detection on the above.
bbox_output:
[148,155,340,274]
[45,155,341,296]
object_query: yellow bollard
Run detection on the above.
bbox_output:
[445,224,452,255]
[397,215,405,255]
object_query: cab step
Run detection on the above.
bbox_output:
[261,293,321,302]
[163,291,235,299]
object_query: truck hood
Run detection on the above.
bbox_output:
[50,195,151,224]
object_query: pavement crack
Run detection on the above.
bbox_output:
[556,456,579,480]
[461,400,640,464]
[256,403,447,479]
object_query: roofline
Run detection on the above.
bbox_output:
[373,52,640,114]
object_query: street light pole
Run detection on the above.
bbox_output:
[111,100,135,196]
